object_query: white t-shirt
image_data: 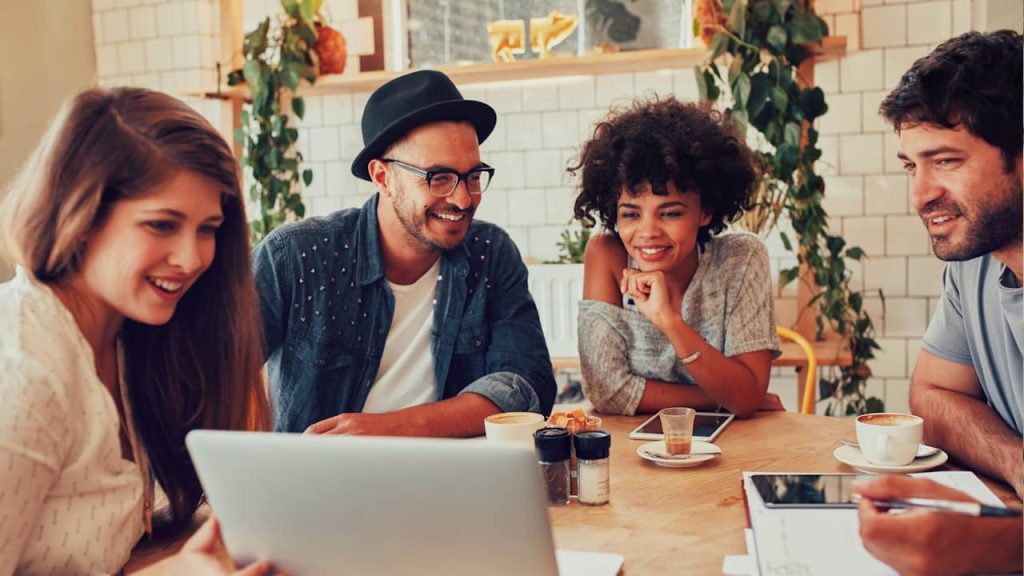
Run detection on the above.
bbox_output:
[362,260,440,413]
[0,269,146,575]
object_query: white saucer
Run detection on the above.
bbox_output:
[637,441,720,468]
[833,444,948,474]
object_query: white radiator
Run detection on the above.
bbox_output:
[526,264,584,359]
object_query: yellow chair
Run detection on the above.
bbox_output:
[776,326,818,415]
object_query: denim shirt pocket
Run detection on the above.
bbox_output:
[281,334,358,428]
[292,335,355,369]
[454,323,490,353]
[447,323,490,389]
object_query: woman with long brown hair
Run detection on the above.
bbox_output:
[0,87,271,574]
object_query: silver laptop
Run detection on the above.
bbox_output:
[186,431,561,576]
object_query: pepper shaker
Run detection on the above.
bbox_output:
[534,428,571,505]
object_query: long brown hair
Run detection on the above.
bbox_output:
[0,87,270,535]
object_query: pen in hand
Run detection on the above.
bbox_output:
[853,495,1023,517]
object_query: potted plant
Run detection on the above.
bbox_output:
[526,221,591,361]
[694,0,883,415]
[228,0,344,243]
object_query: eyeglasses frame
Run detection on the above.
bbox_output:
[380,158,495,197]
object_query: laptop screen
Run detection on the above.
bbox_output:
[187,431,559,576]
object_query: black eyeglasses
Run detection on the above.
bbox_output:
[381,158,495,197]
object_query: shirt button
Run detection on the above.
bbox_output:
[474,338,481,347]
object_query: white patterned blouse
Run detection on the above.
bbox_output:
[0,269,146,576]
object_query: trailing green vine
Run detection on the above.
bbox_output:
[228,0,321,243]
[695,0,884,415]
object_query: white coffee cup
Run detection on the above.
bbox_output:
[855,413,924,466]
[484,412,545,443]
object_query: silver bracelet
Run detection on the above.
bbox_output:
[680,350,701,365]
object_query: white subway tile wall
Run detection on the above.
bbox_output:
[884,298,930,336]
[90,0,1001,414]
[865,257,909,297]
[862,5,907,47]
[92,0,229,136]
[864,174,909,214]
[860,91,889,132]
[821,175,865,216]
[952,0,972,34]
[907,1,953,44]
[907,256,945,297]
[820,92,863,134]
[886,214,932,255]
[839,49,885,92]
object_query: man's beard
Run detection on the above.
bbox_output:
[925,175,1023,262]
[391,183,472,252]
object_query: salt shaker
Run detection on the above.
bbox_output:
[534,428,571,505]
[574,430,611,505]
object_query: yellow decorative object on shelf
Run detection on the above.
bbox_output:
[487,11,578,62]
[529,11,578,59]
[487,18,526,62]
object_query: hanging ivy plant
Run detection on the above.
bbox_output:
[228,0,321,243]
[695,0,884,415]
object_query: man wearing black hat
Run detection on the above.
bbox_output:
[253,70,556,436]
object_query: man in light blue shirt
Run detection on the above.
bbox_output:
[855,30,1022,576]
[885,31,1022,499]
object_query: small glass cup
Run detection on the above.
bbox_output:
[659,407,696,455]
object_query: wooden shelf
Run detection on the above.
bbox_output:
[186,37,847,101]
[810,35,847,61]
[190,46,703,100]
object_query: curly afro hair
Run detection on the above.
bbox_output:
[880,30,1022,172]
[570,96,760,249]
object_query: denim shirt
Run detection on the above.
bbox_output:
[253,194,556,432]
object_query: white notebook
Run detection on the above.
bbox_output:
[743,471,1005,576]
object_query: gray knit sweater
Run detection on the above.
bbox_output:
[577,232,781,415]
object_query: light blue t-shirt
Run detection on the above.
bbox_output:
[921,254,1023,434]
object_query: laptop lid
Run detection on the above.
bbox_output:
[186,431,560,576]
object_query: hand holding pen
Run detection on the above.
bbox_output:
[855,475,1023,576]
[852,494,1022,517]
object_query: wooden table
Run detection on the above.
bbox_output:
[547,411,1014,575]
[127,411,1015,574]
[550,411,855,574]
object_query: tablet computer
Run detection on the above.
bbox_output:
[627,410,735,441]
[749,473,859,509]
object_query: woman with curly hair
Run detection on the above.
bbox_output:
[572,96,781,417]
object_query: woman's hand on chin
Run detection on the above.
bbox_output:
[620,268,680,331]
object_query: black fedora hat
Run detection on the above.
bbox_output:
[351,70,497,181]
